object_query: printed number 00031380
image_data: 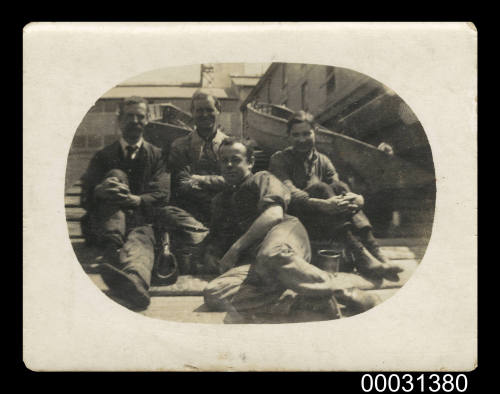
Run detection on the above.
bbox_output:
[361,374,468,393]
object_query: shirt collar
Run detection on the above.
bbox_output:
[195,126,218,143]
[192,127,225,148]
[230,172,253,190]
[120,137,144,154]
[292,147,318,162]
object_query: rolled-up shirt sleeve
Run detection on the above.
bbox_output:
[322,156,351,194]
[268,152,310,209]
[253,171,291,213]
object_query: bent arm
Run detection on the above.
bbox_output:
[268,154,310,205]
[139,153,171,208]
[169,140,225,193]
[231,205,284,253]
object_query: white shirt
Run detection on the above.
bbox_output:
[120,137,144,160]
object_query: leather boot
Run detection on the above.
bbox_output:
[152,250,179,286]
[334,287,381,313]
[358,228,391,264]
[345,231,402,281]
[151,232,179,285]
[100,263,150,310]
[290,293,343,320]
[353,244,402,280]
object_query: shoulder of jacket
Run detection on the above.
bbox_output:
[96,141,120,159]
[171,132,192,149]
[143,140,162,155]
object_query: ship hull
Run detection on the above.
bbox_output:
[245,103,435,192]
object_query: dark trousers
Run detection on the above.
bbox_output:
[171,189,217,226]
[86,169,208,286]
[291,182,371,241]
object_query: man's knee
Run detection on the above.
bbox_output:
[104,169,129,185]
[154,205,209,245]
[304,182,335,199]
[256,242,297,272]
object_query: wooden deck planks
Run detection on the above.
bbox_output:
[140,296,226,324]
[85,258,417,297]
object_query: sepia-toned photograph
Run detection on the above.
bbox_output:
[65,62,435,324]
[24,22,477,371]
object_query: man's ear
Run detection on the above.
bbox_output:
[248,155,255,169]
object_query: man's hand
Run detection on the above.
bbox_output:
[322,196,352,215]
[342,192,364,209]
[218,246,240,274]
[378,142,394,156]
[94,177,130,201]
[115,193,142,209]
[180,175,203,191]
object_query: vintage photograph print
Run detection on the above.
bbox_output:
[65,63,435,324]
[24,23,476,372]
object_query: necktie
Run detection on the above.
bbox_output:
[126,145,138,160]
[202,140,217,163]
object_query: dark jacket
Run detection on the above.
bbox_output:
[168,128,228,198]
[81,140,170,214]
[269,147,350,211]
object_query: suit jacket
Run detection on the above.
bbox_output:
[168,128,227,199]
[81,140,170,214]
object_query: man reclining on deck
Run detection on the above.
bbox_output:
[268,110,402,281]
[81,96,207,310]
[202,137,381,321]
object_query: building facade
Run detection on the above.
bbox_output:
[241,63,435,238]
[70,64,265,154]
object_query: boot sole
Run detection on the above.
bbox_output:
[100,263,150,310]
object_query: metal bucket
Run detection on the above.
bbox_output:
[317,249,342,275]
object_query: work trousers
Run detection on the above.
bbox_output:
[172,189,218,226]
[291,182,371,240]
[203,216,344,314]
[87,169,208,286]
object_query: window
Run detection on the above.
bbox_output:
[301,82,308,111]
[104,134,119,146]
[326,68,336,96]
[87,134,103,148]
[71,135,87,149]
[281,64,287,89]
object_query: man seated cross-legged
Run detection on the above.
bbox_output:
[202,138,382,322]
[81,96,208,310]
[268,110,403,281]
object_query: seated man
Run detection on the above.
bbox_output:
[81,96,206,309]
[268,110,402,281]
[168,89,229,225]
[203,138,381,321]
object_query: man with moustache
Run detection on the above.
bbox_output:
[268,111,402,281]
[81,96,203,309]
[202,138,381,321]
[168,89,229,225]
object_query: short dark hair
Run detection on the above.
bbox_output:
[190,89,222,113]
[118,96,149,117]
[218,137,254,162]
[286,110,317,135]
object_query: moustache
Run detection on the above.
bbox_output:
[295,141,313,149]
[125,124,144,132]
